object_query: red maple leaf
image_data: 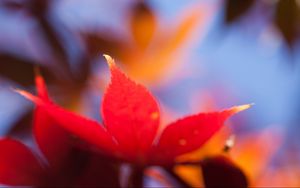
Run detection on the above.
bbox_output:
[16,55,250,167]
[0,73,119,186]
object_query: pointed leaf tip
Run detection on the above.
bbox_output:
[34,70,49,100]
[13,89,42,104]
[228,104,252,115]
[13,88,32,98]
[103,54,116,68]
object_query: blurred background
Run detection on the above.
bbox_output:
[1,0,300,186]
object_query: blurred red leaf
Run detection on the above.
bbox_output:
[0,75,121,186]
[0,138,45,186]
[0,138,120,186]
[33,74,76,172]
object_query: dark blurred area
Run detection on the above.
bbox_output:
[224,0,300,48]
